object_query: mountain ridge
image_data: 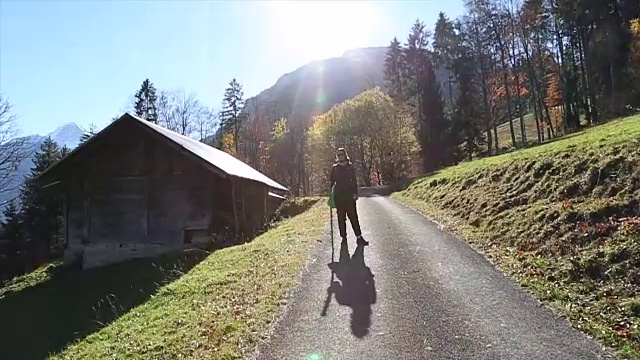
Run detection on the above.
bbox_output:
[242,46,455,123]
[0,123,85,210]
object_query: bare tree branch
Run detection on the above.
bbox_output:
[195,107,217,142]
[173,90,199,136]
[157,90,177,131]
[0,95,27,204]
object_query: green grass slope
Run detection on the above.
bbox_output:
[0,198,326,360]
[393,114,640,358]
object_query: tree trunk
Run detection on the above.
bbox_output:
[491,17,517,148]
[493,123,499,153]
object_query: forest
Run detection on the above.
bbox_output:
[1,0,640,280]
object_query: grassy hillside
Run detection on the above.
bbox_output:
[493,111,566,151]
[0,198,325,360]
[495,112,538,149]
[393,114,640,358]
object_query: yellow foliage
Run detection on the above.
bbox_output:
[631,18,640,36]
[270,118,289,143]
[630,18,640,80]
[307,87,419,186]
[221,132,236,156]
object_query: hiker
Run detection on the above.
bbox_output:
[330,148,368,246]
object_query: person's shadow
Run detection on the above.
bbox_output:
[320,240,376,338]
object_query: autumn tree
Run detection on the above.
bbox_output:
[545,70,562,135]
[518,0,554,143]
[220,132,236,156]
[307,88,418,191]
[628,18,640,106]
[384,0,640,162]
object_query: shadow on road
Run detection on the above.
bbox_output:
[321,240,376,338]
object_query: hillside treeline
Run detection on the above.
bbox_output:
[228,0,640,191]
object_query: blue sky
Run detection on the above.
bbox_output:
[0,0,465,136]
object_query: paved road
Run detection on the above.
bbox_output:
[254,195,611,360]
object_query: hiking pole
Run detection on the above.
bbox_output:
[328,185,336,263]
[330,207,335,262]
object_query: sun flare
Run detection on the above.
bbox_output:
[264,1,377,61]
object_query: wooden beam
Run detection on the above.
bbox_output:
[82,176,91,243]
[231,179,239,237]
[241,185,246,233]
[64,189,69,249]
[145,177,150,237]
[263,186,268,223]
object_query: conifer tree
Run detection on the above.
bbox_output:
[2,200,23,277]
[134,79,159,123]
[19,137,64,265]
[220,78,245,154]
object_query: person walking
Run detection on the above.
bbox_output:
[329,148,368,246]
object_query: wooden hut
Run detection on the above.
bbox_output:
[38,113,288,268]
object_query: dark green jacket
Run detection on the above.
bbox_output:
[330,162,358,205]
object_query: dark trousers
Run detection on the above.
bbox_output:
[336,200,362,239]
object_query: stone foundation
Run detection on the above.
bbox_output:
[65,243,185,269]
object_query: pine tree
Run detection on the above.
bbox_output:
[19,137,64,266]
[134,79,159,123]
[403,19,431,103]
[2,200,24,276]
[79,123,98,145]
[400,19,448,172]
[220,78,245,154]
[418,58,448,172]
[433,12,459,110]
[451,50,484,161]
[60,145,71,158]
[384,37,405,101]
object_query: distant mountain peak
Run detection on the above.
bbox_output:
[47,122,85,138]
[46,122,85,149]
[0,122,86,211]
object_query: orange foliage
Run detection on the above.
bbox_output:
[488,70,530,107]
[545,71,563,108]
[548,106,564,132]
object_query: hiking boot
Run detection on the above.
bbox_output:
[356,236,369,246]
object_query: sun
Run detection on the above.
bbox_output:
[264,1,377,61]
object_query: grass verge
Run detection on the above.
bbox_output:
[0,260,62,298]
[0,199,327,360]
[393,114,640,359]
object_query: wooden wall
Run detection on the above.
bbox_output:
[57,121,281,268]
[62,124,227,267]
